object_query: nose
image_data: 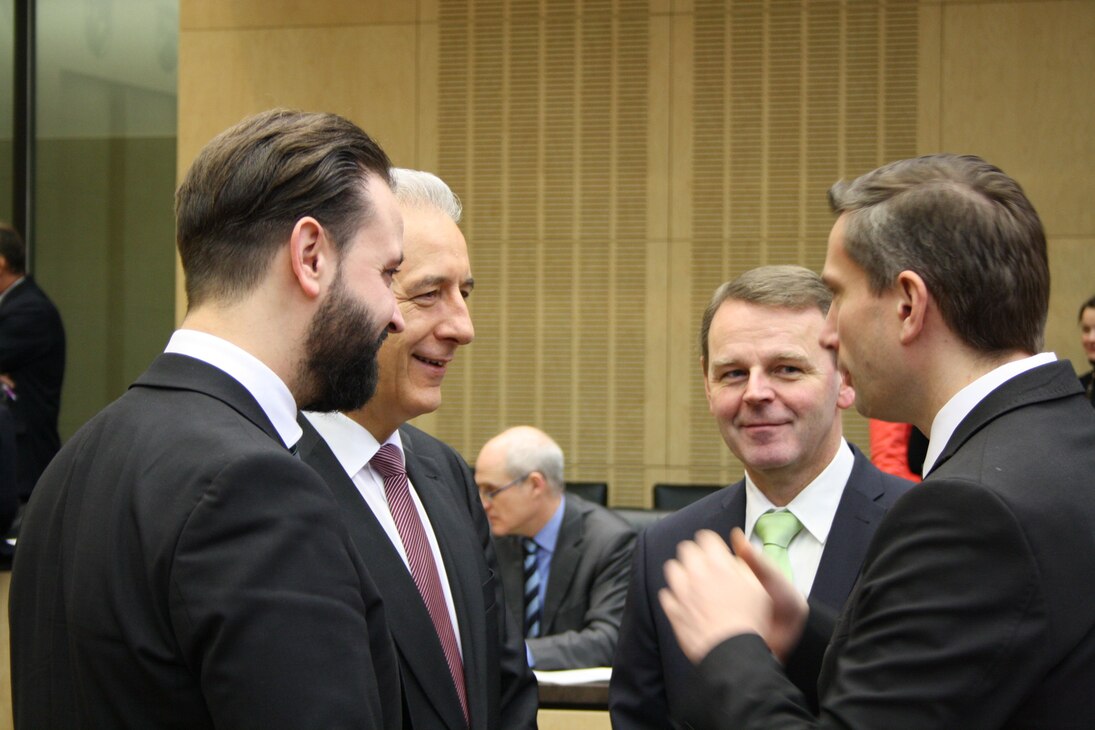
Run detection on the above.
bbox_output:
[387,303,405,334]
[439,295,475,345]
[742,370,774,403]
[819,307,839,352]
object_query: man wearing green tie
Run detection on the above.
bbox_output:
[610,265,913,729]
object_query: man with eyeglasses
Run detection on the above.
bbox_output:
[475,425,636,670]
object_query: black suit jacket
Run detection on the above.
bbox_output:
[498,493,637,670]
[9,354,401,729]
[692,361,1095,729]
[0,275,65,498]
[609,443,912,729]
[298,419,538,730]
[0,399,17,532]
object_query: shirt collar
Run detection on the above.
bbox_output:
[532,494,567,554]
[922,352,1056,475]
[165,329,303,449]
[0,275,26,306]
[744,438,854,544]
[303,410,404,478]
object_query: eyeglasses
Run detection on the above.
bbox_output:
[479,472,531,502]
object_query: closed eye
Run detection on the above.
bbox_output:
[414,290,440,303]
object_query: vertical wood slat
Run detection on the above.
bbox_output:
[436,0,915,502]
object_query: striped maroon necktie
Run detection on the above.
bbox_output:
[371,443,469,726]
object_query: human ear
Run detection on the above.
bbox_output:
[895,270,929,344]
[289,217,330,299]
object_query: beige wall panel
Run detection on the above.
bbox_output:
[917,2,942,152]
[174,0,1095,495]
[938,1,1095,236]
[178,26,418,171]
[936,0,1095,382]
[417,23,442,170]
[1048,236,1095,372]
[181,1,415,31]
[665,13,695,488]
[643,15,674,503]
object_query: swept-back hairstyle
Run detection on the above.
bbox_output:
[176,109,393,307]
[829,153,1048,355]
[391,168,462,224]
[699,265,832,365]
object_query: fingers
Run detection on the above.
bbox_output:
[731,526,785,588]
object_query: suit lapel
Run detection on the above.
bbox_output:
[135,354,286,447]
[297,419,467,730]
[810,444,890,612]
[929,362,1080,475]
[497,536,525,633]
[543,497,583,632]
[720,482,747,532]
[402,430,488,729]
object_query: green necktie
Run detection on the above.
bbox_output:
[754,510,803,580]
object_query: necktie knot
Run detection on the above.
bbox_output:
[370,443,405,480]
[755,510,803,549]
[755,510,803,581]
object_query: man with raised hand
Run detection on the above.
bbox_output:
[660,154,1095,728]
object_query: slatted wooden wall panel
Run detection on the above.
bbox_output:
[434,0,916,504]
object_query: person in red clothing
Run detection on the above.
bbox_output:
[867,420,920,482]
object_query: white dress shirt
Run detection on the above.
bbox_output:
[744,438,855,597]
[164,329,302,449]
[922,352,1057,475]
[304,410,463,656]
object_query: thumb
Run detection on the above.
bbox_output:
[730,527,787,591]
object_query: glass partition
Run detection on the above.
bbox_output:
[34,0,178,437]
[0,0,13,224]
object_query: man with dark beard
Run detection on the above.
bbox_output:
[9,109,406,729]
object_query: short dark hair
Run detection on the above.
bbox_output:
[0,223,26,274]
[1079,294,1095,321]
[175,109,393,307]
[700,265,832,366]
[829,153,1048,355]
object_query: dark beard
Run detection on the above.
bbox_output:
[298,274,388,413]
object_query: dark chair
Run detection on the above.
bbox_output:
[652,483,722,511]
[565,481,608,506]
[612,507,673,533]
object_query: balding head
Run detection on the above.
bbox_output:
[475,426,566,537]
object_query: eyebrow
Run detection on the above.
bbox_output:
[710,352,811,368]
[404,274,475,291]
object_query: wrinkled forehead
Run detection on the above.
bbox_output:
[708,301,828,360]
[398,207,472,277]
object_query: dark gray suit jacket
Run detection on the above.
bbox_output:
[9,354,401,729]
[609,443,913,729]
[298,419,538,730]
[692,362,1095,729]
[0,275,65,498]
[497,493,637,670]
